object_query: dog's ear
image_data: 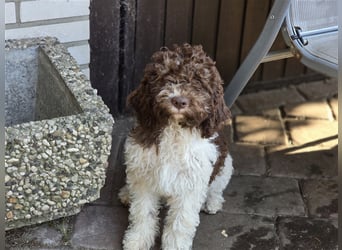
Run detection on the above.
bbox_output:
[200,80,231,138]
[127,59,166,129]
[127,79,155,129]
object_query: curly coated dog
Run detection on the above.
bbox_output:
[119,43,234,250]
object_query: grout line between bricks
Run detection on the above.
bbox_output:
[326,99,336,121]
[14,1,20,23]
[5,15,89,30]
[274,216,284,250]
[297,180,309,217]
[295,85,310,101]
[283,120,294,146]
[278,105,293,146]
[264,147,272,177]
[231,116,239,143]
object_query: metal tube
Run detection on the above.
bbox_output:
[224,0,292,107]
[300,26,338,38]
[261,49,294,63]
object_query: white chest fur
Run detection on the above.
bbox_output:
[124,124,219,196]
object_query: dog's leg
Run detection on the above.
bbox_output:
[203,154,233,214]
[123,189,160,250]
[162,192,205,250]
[118,184,130,206]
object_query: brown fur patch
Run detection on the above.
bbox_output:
[209,126,230,183]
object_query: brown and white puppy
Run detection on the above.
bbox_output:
[119,44,233,250]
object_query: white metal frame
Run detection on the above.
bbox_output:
[224,0,338,107]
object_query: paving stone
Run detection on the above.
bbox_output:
[5,216,74,249]
[222,122,234,144]
[70,205,128,250]
[226,126,266,175]
[223,176,305,217]
[284,100,334,120]
[94,117,134,206]
[287,120,338,147]
[4,80,339,249]
[22,225,63,247]
[194,213,279,250]
[234,115,286,145]
[301,179,337,218]
[229,143,266,176]
[268,145,337,179]
[236,87,305,114]
[329,97,338,119]
[297,79,337,100]
[111,149,128,207]
[261,108,282,118]
[278,217,338,250]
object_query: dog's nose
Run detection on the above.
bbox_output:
[171,96,189,110]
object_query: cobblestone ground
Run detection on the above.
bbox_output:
[6,79,338,249]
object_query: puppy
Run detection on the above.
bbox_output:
[119,44,233,250]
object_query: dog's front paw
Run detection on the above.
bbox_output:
[118,184,130,206]
[202,204,220,215]
[162,233,193,250]
[202,199,223,215]
[123,229,153,250]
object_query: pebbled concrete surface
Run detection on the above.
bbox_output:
[5,79,338,249]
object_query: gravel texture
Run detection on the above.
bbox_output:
[5,37,114,230]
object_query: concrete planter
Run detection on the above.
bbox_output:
[5,37,114,230]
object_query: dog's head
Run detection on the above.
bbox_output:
[128,44,231,144]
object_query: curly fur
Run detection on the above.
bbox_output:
[119,44,233,250]
[128,43,231,146]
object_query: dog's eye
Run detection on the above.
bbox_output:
[166,81,179,86]
[171,80,188,86]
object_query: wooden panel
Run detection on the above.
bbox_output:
[284,57,306,77]
[164,0,193,47]
[262,32,287,80]
[192,0,220,58]
[240,0,271,82]
[134,0,166,85]
[262,0,287,81]
[215,0,246,85]
[89,0,322,115]
[118,0,136,113]
[304,67,316,75]
[89,0,120,115]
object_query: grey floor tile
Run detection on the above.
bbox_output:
[223,176,306,217]
[194,212,279,250]
[268,145,337,179]
[301,179,338,218]
[70,205,128,250]
[278,216,338,250]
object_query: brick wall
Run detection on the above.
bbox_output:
[5,0,90,78]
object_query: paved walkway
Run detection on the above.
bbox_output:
[6,79,338,249]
